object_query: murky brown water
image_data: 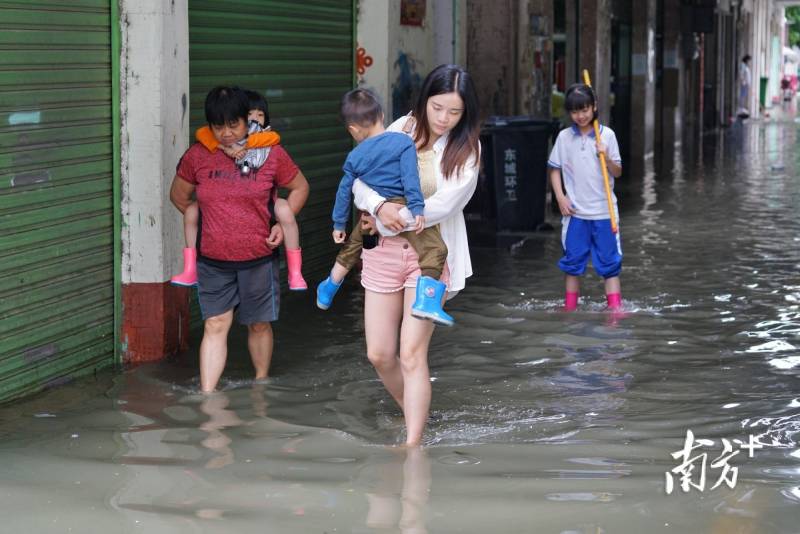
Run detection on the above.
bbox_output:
[1,117,799,533]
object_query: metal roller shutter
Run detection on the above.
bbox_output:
[0,0,118,402]
[188,0,355,327]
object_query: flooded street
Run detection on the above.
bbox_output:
[1,118,799,533]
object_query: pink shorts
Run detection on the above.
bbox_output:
[360,235,450,293]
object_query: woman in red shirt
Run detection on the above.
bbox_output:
[170,86,310,392]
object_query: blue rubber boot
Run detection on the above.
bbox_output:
[316,275,343,310]
[410,276,454,326]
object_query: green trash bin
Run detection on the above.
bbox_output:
[760,76,768,109]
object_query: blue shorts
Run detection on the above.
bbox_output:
[558,216,622,278]
[197,257,280,324]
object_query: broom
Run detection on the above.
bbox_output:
[582,69,618,234]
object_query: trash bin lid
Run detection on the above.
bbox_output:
[484,115,554,128]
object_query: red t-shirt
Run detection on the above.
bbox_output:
[176,143,299,262]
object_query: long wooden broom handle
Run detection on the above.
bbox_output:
[582,69,618,234]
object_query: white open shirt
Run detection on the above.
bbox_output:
[352,115,481,294]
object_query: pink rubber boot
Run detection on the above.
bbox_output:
[285,248,307,291]
[606,292,622,311]
[564,291,579,311]
[171,248,197,287]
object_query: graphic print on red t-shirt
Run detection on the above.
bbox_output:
[176,143,299,261]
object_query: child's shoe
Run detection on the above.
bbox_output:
[605,294,627,326]
[171,248,197,287]
[410,276,454,326]
[285,248,307,291]
[316,275,343,310]
[563,291,579,311]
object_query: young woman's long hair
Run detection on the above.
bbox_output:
[411,64,480,179]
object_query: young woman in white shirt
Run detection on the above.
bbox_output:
[352,64,481,446]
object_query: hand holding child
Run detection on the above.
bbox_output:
[413,215,425,234]
[360,214,378,235]
[265,223,284,249]
[332,229,346,244]
[375,201,408,233]
[222,144,247,160]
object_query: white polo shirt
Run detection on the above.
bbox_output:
[547,125,622,220]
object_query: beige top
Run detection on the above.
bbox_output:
[353,115,481,293]
[417,148,437,199]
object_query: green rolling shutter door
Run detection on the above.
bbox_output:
[0,1,116,402]
[189,0,354,323]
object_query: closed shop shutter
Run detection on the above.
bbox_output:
[0,1,117,402]
[188,0,354,328]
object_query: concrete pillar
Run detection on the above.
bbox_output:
[119,0,190,363]
[629,0,656,161]
[467,0,515,118]
[578,0,612,124]
[518,0,554,118]
[393,2,437,119]
[659,0,684,156]
[743,0,774,117]
[357,1,392,114]
[565,0,579,88]
[434,0,469,67]
[454,0,469,66]
[434,0,455,66]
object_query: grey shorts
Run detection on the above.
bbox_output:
[197,258,280,324]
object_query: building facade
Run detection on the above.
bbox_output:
[0,0,789,402]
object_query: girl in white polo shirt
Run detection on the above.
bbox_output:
[547,84,623,311]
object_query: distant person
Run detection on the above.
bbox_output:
[738,54,752,118]
[547,83,623,311]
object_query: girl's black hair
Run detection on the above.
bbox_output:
[564,83,596,113]
[411,64,480,179]
[245,90,270,127]
[340,88,383,127]
[742,54,751,63]
[204,86,249,126]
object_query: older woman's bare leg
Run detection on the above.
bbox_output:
[365,290,406,408]
[247,322,273,379]
[200,310,234,392]
[399,288,435,446]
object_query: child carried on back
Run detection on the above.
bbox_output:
[171,90,307,291]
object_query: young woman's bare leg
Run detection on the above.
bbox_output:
[398,288,436,446]
[364,289,406,409]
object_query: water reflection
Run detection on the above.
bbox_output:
[199,392,244,469]
[361,447,431,533]
[1,117,800,531]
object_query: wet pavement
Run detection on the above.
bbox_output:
[0,115,799,533]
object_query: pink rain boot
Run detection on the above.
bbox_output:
[564,291,579,311]
[171,248,197,287]
[285,248,307,291]
[606,292,622,311]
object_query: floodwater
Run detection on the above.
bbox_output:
[1,117,799,534]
